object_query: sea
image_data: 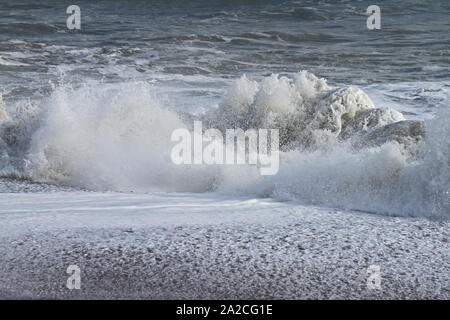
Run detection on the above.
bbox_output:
[0,0,449,219]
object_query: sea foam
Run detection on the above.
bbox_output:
[0,72,448,219]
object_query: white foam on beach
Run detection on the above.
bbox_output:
[0,191,448,299]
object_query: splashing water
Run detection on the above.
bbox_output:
[0,72,448,219]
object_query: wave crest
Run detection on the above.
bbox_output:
[0,72,447,219]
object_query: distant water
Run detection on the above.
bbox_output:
[0,0,449,219]
[0,0,449,102]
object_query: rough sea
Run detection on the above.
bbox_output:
[0,0,449,299]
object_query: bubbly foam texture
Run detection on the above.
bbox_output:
[0,94,9,122]
[0,72,448,219]
[2,83,218,192]
[207,71,408,151]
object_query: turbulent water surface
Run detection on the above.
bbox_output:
[0,0,449,219]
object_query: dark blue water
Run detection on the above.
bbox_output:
[0,0,449,103]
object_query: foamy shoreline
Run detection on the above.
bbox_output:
[0,191,448,299]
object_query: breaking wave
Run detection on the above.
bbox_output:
[0,71,448,219]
